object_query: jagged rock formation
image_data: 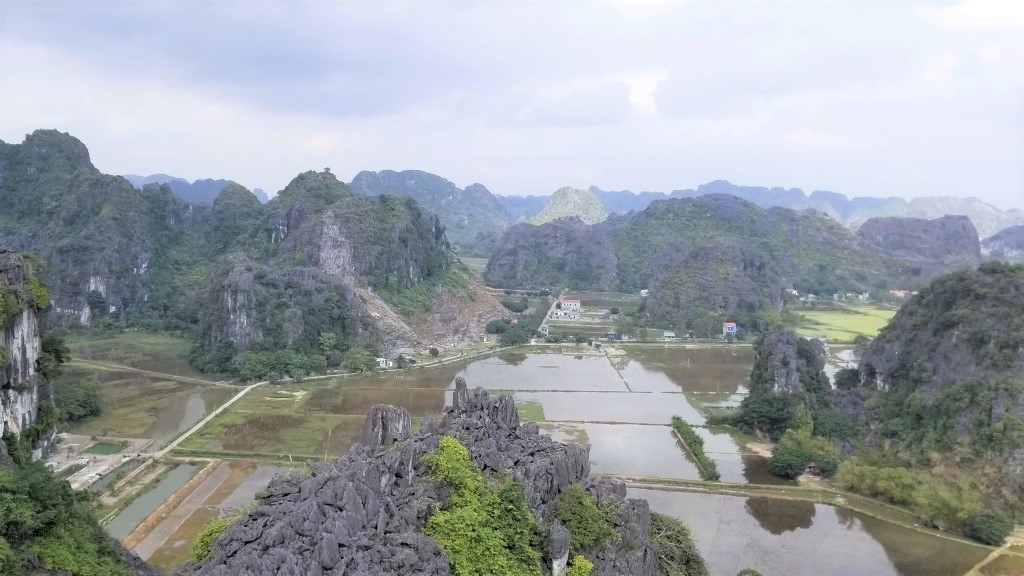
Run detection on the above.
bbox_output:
[845,263,1024,506]
[351,170,511,256]
[982,224,1024,262]
[175,378,691,576]
[748,331,827,396]
[484,217,619,290]
[496,194,548,223]
[530,187,608,226]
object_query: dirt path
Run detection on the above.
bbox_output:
[69,358,237,387]
[157,382,263,457]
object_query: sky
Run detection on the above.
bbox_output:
[1,0,1022,207]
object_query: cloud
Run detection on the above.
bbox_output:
[924,0,1024,31]
[0,0,1021,208]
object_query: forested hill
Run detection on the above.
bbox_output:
[486,194,982,334]
[842,261,1024,513]
[0,130,504,376]
[982,224,1024,262]
[123,174,269,204]
[350,169,510,256]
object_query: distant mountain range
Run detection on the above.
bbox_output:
[349,171,1024,257]
[981,224,1024,262]
[590,181,1024,239]
[123,173,269,204]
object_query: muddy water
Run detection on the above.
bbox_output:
[585,424,701,479]
[143,389,233,450]
[105,464,200,540]
[632,488,988,576]
[450,352,627,392]
[618,347,753,394]
[512,390,693,424]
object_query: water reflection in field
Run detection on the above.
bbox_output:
[632,488,988,576]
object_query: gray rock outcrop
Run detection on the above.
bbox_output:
[176,378,661,576]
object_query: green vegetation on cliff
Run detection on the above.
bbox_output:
[423,436,542,576]
[0,437,133,576]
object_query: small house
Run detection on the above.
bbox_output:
[560,299,581,311]
[662,331,678,341]
[639,289,649,297]
[722,322,737,337]
[538,323,549,336]
[375,357,394,368]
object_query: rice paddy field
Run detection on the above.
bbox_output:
[66,332,220,381]
[791,303,897,342]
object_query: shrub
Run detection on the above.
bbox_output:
[191,514,236,562]
[429,347,440,357]
[609,307,620,315]
[554,484,616,552]
[650,512,709,576]
[423,436,542,576]
[502,299,529,313]
[966,510,1013,545]
[768,428,841,479]
[835,459,918,505]
[26,276,49,310]
[567,555,594,576]
[670,416,720,481]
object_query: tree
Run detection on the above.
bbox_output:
[342,349,377,373]
[318,332,338,355]
[967,510,1013,545]
[429,347,440,357]
[54,379,102,423]
[609,307,620,315]
[37,334,70,379]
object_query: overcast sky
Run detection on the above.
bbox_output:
[1,0,1022,206]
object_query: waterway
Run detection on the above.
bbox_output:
[105,464,201,540]
[632,488,989,576]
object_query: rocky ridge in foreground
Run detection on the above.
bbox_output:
[176,378,705,576]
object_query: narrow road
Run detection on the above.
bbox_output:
[157,382,263,457]
[69,358,237,387]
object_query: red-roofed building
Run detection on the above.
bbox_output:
[722,322,737,336]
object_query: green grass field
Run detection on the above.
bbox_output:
[66,332,212,380]
[792,304,897,342]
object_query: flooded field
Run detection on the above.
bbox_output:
[62,365,234,449]
[632,488,989,576]
[106,464,201,540]
[172,345,774,483]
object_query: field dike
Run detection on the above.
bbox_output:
[122,459,220,549]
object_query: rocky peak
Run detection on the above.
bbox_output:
[856,215,982,264]
[530,186,609,225]
[175,378,668,576]
[748,331,826,396]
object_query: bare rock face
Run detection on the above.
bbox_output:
[175,378,661,576]
[359,404,412,448]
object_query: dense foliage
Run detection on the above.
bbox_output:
[670,417,720,481]
[554,484,618,553]
[848,262,1024,517]
[966,510,1013,546]
[768,427,840,479]
[566,555,594,576]
[650,512,710,576]
[54,378,103,424]
[0,436,132,576]
[422,436,542,576]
